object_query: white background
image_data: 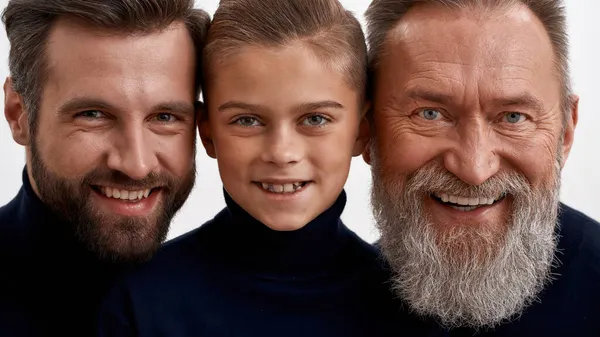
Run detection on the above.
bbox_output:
[0,0,598,243]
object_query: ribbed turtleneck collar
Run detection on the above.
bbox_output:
[219,188,350,276]
[14,167,74,252]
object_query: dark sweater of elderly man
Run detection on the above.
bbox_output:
[362,0,600,336]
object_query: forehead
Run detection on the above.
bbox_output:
[207,42,359,107]
[43,19,196,107]
[377,3,559,103]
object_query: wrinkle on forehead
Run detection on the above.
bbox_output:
[376,2,560,117]
[388,2,554,68]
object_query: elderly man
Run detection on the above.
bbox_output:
[0,0,209,336]
[364,0,600,335]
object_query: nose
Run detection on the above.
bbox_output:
[443,119,500,186]
[107,124,158,180]
[260,125,303,167]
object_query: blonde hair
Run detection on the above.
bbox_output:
[203,0,367,98]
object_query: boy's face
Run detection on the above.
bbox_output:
[201,42,368,231]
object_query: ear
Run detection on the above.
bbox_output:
[359,102,373,165]
[362,143,372,166]
[4,77,30,146]
[560,94,579,166]
[197,102,216,159]
[351,101,372,157]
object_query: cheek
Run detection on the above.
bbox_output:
[375,121,444,176]
[502,133,561,187]
[158,134,195,176]
[213,135,259,179]
[36,128,106,177]
[310,133,354,181]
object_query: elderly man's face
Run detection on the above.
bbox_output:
[367,3,577,329]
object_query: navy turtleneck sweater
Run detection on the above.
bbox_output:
[376,203,600,337]
[0,168,123,337]
[432,203,600,337]
[98,190,409,337]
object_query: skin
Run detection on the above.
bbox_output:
[4,18,197,260]
[365,3,578,230]
[201,41,369,231]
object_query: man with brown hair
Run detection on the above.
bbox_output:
[0,0,209,335]
[364,0,600,335]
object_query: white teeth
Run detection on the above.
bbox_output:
[100,187,152,201]
[433,192,505,207]
[260,182,306,194]
[450,205,478,212]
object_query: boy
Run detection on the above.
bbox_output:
[97,0,409,336]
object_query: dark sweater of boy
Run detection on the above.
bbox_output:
[98,190,410,337]
[0,168,123,337]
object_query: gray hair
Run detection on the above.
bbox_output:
[364,0,573,123]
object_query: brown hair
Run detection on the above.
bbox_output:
[365,0,572,121]
[2,0,211,131]
[203,0,367,99]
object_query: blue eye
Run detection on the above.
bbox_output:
[504,112,525,124]
[155,113,176,122]
[419,108,441,120]
[302,114,328,126]
[234,116,260,127]
[78,110,104,118]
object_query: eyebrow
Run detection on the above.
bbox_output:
[218,100,345,113]
[58,98,195,116]
[58,98,117,115]
[293,100,345,112]
[405,88,454,106]
[405,88,545,112]
[491,94,545,113]
[154,102,196,116]
[218,101,267,113]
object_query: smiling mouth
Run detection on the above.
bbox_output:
[92,185,160,201]
[254,181,311,194]
[431,192,507,211]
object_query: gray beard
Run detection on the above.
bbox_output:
[370,154,561,330]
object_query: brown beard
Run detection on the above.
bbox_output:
[371,155,560,330]
[29,136,196,264]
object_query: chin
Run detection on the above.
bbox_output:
[260,214,311,232]
[264,222,308,232]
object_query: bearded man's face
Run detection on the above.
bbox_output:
[365,2,577,329]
